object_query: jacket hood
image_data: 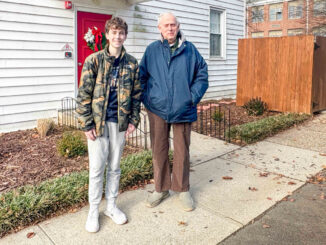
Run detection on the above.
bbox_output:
[160,31,186,48]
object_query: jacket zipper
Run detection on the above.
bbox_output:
[100,63,112,136]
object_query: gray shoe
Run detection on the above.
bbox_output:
[146,191,170,208]
[179,191,194,212]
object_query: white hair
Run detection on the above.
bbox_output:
[157,12,179,25]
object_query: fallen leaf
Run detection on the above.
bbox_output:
[288,181,296,185]
[248,187,258,191]
[222,176,233,180]
[319,153,326,156]
[159,211,164,214]
[321,193,325,200]
[267,197,272,200]
[322,165,326,169]
[262,224,270,228]
[259,172,269,177]
[26,232,35,239]
[178,221,188,226]
[31,134,39,139]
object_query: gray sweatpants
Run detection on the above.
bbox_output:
[87,122,126,207]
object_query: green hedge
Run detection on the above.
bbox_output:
[0,150,173,237]
[227,113,311,144]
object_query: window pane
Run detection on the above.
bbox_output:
[252,32,264,38]
[288,28,304,36]
[210,33,221,56]
[210,10,220,34]
[288,1,303,19]
[314,0,326,16]
[269,3,283,21]
[269,30,282,37]
[252,6,264,22]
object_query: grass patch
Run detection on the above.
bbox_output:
[227,113,311,144]
[0,150,171,238]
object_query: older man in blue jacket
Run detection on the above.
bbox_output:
[140,12,208,211]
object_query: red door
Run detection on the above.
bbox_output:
[77,11,112,86]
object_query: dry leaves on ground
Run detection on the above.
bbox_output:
[259,172,269,177]
[26,232,35,239]
[222,176,233,180]
[178,221,187,226]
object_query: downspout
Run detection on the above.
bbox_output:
[245,0,248,38]
[306,0,309,34]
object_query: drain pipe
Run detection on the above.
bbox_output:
[306,0,309,34]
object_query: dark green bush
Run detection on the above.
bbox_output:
[227,113,310,144]
[57,131,87,157]
[243,97,268,116]
[212,111,224,122]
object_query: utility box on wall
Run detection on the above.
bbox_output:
[236,35,326,114]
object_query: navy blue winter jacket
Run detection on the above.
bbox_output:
[139,35,209,123]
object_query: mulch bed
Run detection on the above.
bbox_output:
[0,99,280,193]
[0,126,142,194]
[192,99,279,139]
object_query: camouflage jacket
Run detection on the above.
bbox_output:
[76,46,141,136]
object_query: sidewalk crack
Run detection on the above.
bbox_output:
[38,225,56,245]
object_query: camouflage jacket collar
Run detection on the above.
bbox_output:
[104,45,126,63]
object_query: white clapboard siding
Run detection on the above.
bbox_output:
[0,76,74,87]
[0,0,74,132]
[0,0,244,132]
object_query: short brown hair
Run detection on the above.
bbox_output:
[105,17,128,35]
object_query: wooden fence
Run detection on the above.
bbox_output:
[236,35,326,114]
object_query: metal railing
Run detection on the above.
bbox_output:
[192,102,231,142]
[59,98,232,149]
[58,97,79,128]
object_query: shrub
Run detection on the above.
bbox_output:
[212,110,224,122]
[243,97,268,116]
[227,113,311,144]
[37,118,55,137]
[57,131,87,157]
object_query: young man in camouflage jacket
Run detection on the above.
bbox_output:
[76,17,141,233]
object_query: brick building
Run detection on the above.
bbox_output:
[247,0,326,37]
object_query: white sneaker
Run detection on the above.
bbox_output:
[104,205,128,225]
[85,206,99,232]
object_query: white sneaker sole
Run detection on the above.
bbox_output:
[104,210,128,225]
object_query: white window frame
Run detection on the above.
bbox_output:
[209,7,226,60]
[288,1,303,19]
[287,28,304,36]
[251,31,264,38]
[269,4,283,21]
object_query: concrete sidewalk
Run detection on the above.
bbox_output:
[1,114,326,245]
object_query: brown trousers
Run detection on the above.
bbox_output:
[147,110,191,192]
